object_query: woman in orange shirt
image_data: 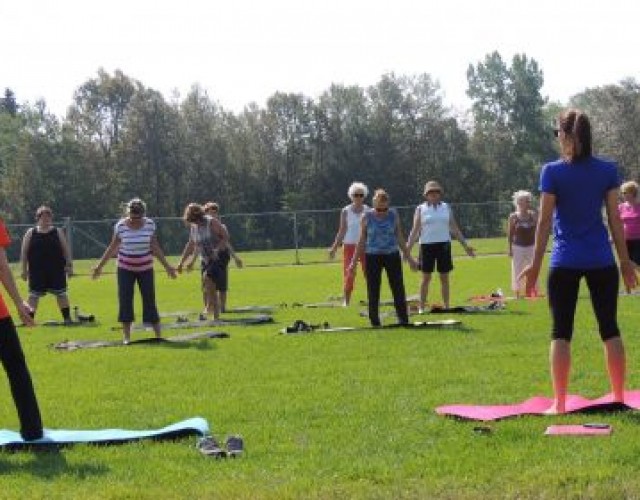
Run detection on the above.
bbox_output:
[0,218,43,440]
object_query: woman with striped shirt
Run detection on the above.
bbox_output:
[92,199,176,344]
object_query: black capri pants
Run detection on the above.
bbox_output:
[117,268,160,324]
[547,265,620,342]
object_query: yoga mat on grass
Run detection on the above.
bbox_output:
[53,331,229,350]
[126,314,273,332]
[280,319,462,334]
[0,417,209,449]
[436,391,640,421]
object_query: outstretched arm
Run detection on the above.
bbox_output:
[151,235,177,279]
[92,234,121,279]
[605,188,638,291]
[329,209,348,259]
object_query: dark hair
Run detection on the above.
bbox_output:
[35,205,52,219]
[183,203,205,224]
[558,109,592,162]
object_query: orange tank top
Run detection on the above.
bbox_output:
[0,220,12,319]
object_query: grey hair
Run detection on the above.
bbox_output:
[347,182,369,198]
[512,190,533,208]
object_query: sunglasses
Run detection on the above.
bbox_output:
[37,211,52,218]
[375,207,389,213]
[352,193,365,198]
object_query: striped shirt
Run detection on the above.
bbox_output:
[115,217,156,272]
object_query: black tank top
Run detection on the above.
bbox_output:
[27,228,65,268]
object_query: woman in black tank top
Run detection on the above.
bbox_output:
[20,206,74,323]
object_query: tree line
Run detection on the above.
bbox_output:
[1,51,638,230]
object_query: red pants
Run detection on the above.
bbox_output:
[343,244,366,294]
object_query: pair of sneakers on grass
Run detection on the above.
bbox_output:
[197,435,243,458]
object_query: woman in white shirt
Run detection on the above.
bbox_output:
[328,182,370,306]
[407,181,475,312]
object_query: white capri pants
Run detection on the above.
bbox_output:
[511,244,537,294]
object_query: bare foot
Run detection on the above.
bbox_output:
[544,404,566,415]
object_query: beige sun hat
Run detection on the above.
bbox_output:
[423,180,443,195]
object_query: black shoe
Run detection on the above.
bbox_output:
[225,435,244,458]
[196,436,226,458]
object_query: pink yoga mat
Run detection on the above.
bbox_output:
[545,424,612,436]
[436,390,640,421]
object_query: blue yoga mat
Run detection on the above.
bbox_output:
[0,417,209,449]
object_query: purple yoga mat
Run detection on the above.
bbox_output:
[436,390,640,421]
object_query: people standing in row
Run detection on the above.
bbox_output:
[20,206,74,323]
[618,180,640,266]
[0,217,43,441]
[520,109,637,414]
[176,203,228,320]
[507,191,539,298]
[92,198,177,344]
[349,189,416,327]
[329,182,369,306]
[407,181,475,312]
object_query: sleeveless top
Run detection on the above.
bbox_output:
[115,217,156,272]
[618,202,640,240]
[190,215,220,264]
[418,202,451,244]
[365,209,398,254]
[27,227,65,268]
[343,204,368,245]
[511,211,537,247]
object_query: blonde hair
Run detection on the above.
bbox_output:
[512,190,533,208]
[621,181,639,198]
[347,182,369,198]
[372,188,389,203]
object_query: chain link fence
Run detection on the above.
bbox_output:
[4,202,513,265]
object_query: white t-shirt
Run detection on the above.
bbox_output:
[343,204,369,244]
[418,202,451,244]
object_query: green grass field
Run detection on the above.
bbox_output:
[2,243,640,499]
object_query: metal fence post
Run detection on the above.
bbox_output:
[64,216,73,261]
[293,212,300,265]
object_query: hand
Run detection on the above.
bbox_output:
[620,260,639,293]
[465,245,476,258]
[91,265,102,280]
[186,261,194,272]
[166,266,177,279]
[328,247,337,260]
[20,271,28,281]
[17,301,34,327]
[407,255,419,271]
[234,257,244,269]
[518,264,539,297]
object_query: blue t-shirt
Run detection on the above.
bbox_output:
[539,156,619,269]
[365,209,399,254]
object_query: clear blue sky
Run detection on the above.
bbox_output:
[3,0,638,117]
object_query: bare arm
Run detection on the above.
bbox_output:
[406,206,422,253]
[0,248,34,326]
[605,188,638,291]
[92,234,121,279]
[20,229,33,281]
[210,218,228,252]
[57,228,74,277]
[151,234,177,278]
[507,214,516,256]
[395,212,418,270]
[329,209,348,258]
[176,239,196,272]
[449,209,475,257]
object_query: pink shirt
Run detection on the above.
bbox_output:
[618,202,640,240]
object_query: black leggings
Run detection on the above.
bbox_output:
[364,252,408,326]
[117,268,160,323]
[0,316,43,440]
[547,266,620,342]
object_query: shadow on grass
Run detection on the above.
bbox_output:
[0,448,109,478]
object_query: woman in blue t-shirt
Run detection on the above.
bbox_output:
[520,109,638,414]
[348,189,417,326]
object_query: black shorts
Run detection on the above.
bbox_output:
[419,242,453,273]
[28,265,67,297]
[547,266,620,342]
[202,251,231,291]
